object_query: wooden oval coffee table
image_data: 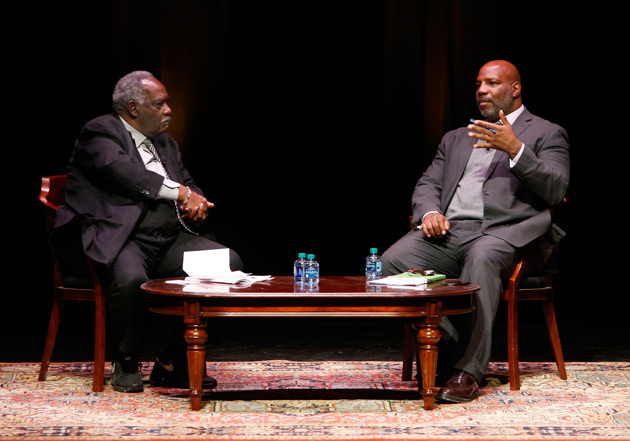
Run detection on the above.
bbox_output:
[142,276,478,411]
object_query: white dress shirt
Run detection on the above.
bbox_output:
[119,117,180,200]
[504,105,525,166]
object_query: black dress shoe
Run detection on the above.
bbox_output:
[111,355,143,393]
[149,358,217,389]
[435,370,479,403]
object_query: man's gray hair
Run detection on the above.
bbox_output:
[112,71,156,113]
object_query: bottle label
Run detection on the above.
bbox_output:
[366,258,382,280]
[304,266,319,286]
[294,258,306,283]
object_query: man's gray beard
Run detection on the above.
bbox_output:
[480,108,500,121]
[479,94,514,121]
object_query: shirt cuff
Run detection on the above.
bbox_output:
[509,143,526,168]
[157,179,180,200]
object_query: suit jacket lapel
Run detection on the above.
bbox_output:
[153,138,180,181]
[126,131,146,164]
[511,107,533,139]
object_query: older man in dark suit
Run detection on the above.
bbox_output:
[54,71,243,393]
[382,60,570,403]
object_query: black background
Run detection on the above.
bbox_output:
[5,1,627,361]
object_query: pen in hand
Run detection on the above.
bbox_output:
[469,119,496,134]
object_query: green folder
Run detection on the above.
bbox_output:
[391,272,446,282]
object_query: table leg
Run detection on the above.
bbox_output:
[415,301,442,410]
[183,300,207,411]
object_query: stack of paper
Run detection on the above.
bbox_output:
[182,249,273,286]
[367,272,445,286]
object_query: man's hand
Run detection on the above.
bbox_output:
[421,212,450,238]
[468,110,523,159]
[178,186,214,225]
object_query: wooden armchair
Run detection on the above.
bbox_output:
[38,175,107,392]
[498,250,567,389]
[402,206,567,390]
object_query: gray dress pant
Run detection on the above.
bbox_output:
[381,220,518,382]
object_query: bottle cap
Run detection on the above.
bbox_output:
[370,248,378,254]
[298,253,306,258]
[307,254,315,259]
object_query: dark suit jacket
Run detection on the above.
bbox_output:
[411,107,570,248]
[54,114,204,267]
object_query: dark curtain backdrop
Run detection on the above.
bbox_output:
[8,0,627,357]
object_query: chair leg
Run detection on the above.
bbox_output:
[39,297,64,382]
[506,296,520,390]
[92,294,106,392]
[541,299,567,380]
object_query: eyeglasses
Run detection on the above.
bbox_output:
[408,268,436,276]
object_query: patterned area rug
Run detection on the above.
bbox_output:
[1,361,629,439]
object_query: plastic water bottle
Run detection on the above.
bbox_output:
[304,254,320,288]
[293,252,306,284]
[365,248,382,280]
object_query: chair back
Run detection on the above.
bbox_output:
[38,174,107,392]
[40,175,94,288]
[533,195,569,280]
[39,175,67,231]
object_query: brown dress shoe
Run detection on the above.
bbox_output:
[435,370,479,403]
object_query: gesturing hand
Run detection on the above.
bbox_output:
[468,110,523,159]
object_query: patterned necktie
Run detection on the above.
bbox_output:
[140,139,198,235]
[140,139,166,172]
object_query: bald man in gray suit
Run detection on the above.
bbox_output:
[382,60,570,403]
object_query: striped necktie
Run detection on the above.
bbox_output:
[141,139,166,173]
[140,139,198,235]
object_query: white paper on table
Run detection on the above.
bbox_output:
[185,273,272,284]
[367,276,430,286]
[182,283,231,293]
[183,249,232,277]
[182,249,273,285]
